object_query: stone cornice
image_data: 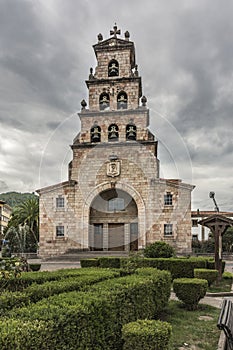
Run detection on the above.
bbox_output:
[78,107,149,118]
[36,180,77,195]
[71,139,157,150]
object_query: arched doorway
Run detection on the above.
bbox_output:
[89,188,138,251]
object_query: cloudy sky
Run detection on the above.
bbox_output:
[0,0,232,211]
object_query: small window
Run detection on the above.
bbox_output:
[164,224,173,236]
[192,219,198,227]
[108,198,125,211]
[164,192,173,206]
[99,92,110,110]
[56,225,64,237]
[108,59,119,77]
[192,234,198,241]
[117,91,127,109]
[56,197,64,208]
[90,124,101,142]
[108,124,119,141]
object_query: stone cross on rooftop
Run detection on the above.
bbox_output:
[110,24,121,38]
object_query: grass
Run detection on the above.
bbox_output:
[208,277,232,293]
[162,300,221,350]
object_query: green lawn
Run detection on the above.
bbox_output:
[208,276,232,293]
[162,301,221,350]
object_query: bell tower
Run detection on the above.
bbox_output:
[73,24,157,155]
[38,25,194,258]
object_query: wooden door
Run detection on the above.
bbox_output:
[108,223,124,251]
[130,223,138,251]
[93,224,103,251]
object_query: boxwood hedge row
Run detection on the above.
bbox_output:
[0,268,85,291]
[122,319,172,350]
[80,256,220,279]
[1,268,171,350]
[0,268,120,313]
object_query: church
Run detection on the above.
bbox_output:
[37,25,194,258]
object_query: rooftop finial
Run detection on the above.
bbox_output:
[97,33,103,42]
[124,31,130,40]
[110,23,121,38]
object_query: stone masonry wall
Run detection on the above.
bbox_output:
[88,79,141,111]
[94,47,133,80]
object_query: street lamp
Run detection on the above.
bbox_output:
[209,192,220,212]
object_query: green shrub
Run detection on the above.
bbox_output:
[0,268,83,291]
[0,268,121,312]
[124,257,207,279]
[98,257,121,268]
[223,271,233,279]
[119,253,144,275]
[0,291,28,313]
[25,269,120,303]
[122,319,172,350]
[7,269,171,349]
[207,259,225,273]
[173,278,208,310]
[144,241,175,258]
[194,268,218,286]
[80,258,99,267]
[0,319,55,350]
[136,268,171,316]
[29,264,41,271]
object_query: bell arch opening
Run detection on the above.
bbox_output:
[89,188,138,251]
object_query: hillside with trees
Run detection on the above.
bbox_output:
[0,191,38,208]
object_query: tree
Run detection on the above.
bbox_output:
[222,227,233,253]
[0,191,37,208]
[144,241,175,258]
[5,197,39,253]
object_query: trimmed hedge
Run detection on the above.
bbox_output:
[136,268,171,316]
[98,257,121,268]
[0,268,120,313]
[4,269,171,350]
[207,259,225,273]
[0,318,55,349]
[194,268,218,286]
[173,278,208,310]
[80,258,99,268]
[0,268,86,291]
[122,319,172,350]
[29,263,41,271]
[122,257,208,279]
[80,256,221,279]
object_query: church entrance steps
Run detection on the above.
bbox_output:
[42,250,129,261]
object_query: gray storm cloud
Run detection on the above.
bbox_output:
[0,0,232,210]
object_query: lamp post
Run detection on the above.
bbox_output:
[209,192,220,212]
[209,192,222,280]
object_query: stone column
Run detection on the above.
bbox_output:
[124,223,130,251]
[103,224,108,251]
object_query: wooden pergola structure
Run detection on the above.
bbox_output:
[198,214,233,281]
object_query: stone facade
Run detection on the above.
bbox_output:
[37,26,194,258]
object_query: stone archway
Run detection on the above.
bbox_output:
[82,182,146,251]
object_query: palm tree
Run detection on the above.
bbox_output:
[6,197,39,252]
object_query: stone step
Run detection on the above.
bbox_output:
[43,250,129,261]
